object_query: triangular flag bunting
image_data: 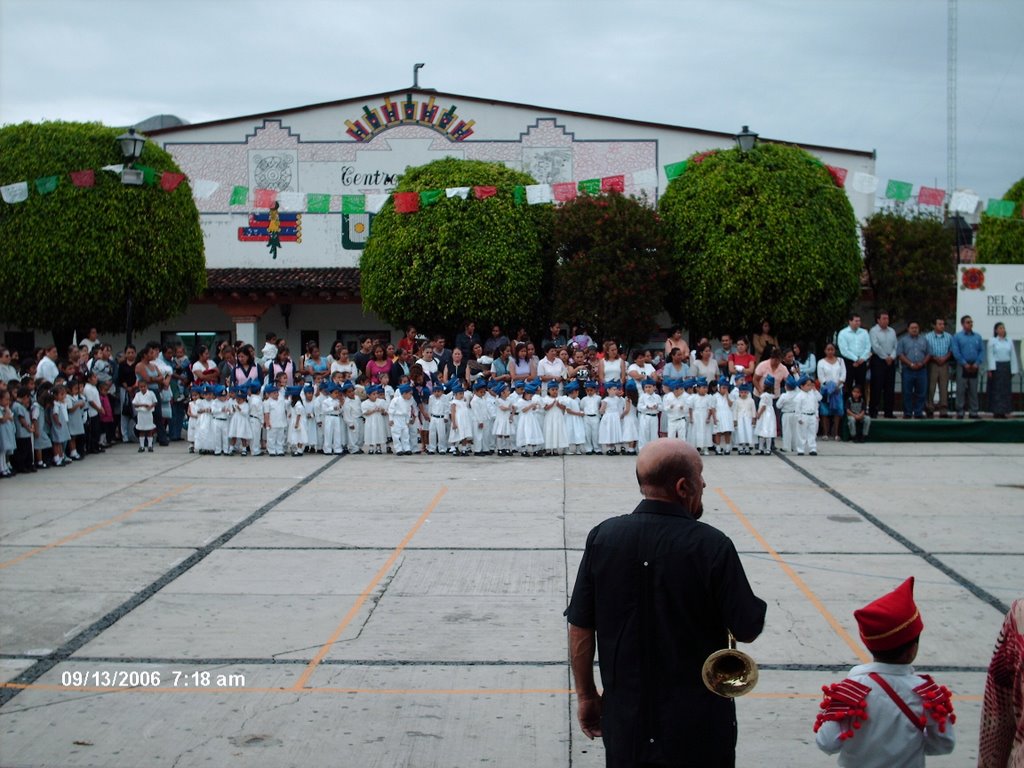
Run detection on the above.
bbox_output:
[552,182,577,202]
[306,193,331,213]
[70,169,95,188]
[342,194,366,214]
[851,172,879,195]
[691,151,717,165]
[253,188,277,208]
[513,185,526,205]
[664,161,687,181]
[160,172,186,192]
[601,175,625,193]
[949,190,979,214]
[446,187,470,199]
[191,179,219,200]
[135,165,157,186]
[578,179,600,196]
[825,166,848,188]
[366,193,390,214]
[35,175,59,195]
[525,184,552,205]
[276,191,305,210]
[1,181,29,204]
[420,189,443,207]
[393,192,419,213]
[985,198,1015,218]
[885,179,913,201]
[473,186,497,200]
[918,187,945,207]
[230,186,249,205]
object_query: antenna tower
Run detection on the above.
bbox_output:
[947,0,957,192]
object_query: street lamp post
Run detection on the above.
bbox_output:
[116,128,147,344]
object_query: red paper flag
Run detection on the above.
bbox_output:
[393,192,419,213]
[160,172,186,191]
[552,182,577,202]
[473,186,497,200]
[254,188,277,208]
[918,186,946,207]
[70,169,95,188]
[826,165,848,188]
[601,175,625,193]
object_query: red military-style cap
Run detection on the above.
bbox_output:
[854,577,924,652]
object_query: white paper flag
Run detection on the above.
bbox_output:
[366,193,390,214]
[191,179,220,200]
[276,191,305,211]
[851,172,879,195]
[101,164,124,174]
[446,187,470,199]
[0,181,29,204]
[949,190,980,215]
[631,168,658,187]
[525,184,553,205]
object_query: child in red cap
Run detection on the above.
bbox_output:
[814,577,956,766]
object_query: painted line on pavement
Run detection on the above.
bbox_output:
[291,485,449,691]
[715,487,871,664]
[0,456,343,708]
[775,453,1010,615]
[0,485,192,571]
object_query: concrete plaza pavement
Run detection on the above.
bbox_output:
[0,439,1021,767]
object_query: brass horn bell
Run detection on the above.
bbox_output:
[701,632,759,698]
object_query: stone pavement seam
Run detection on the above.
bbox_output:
[774,453,1011,615]
[0,455,343,708]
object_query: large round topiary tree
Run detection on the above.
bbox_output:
[975,177,1024,264]
[360,158,548,334]
[551,192,669,347]
[0,121,205,343]
[659,143,861,344]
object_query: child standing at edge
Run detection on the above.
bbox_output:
[131,382,158,453]
[815,577,956,766]
[580,381,601,455]
[755,375,777,455]
[847,386,871,443]
[732,383,756,455]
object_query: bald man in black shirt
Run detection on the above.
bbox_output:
[566,439,766,768]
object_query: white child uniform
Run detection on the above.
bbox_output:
[635,391,662,449]
[493,396,514,449]
[581,392,602,453]
[361,398,387,451]
[470,392,490,454]
[514,397,544,452]
[755,392,777,439]
[688,393,715,452]
[427,391,450,454]
[620,398,639,445]
[732,395,757,450]
[815,662,956,768]
[342,395,363,453]
[388,395,416,453]
[211,398,233,455]
[302,394,319,448]
[793,386,822,455]
[288,400,306,451]
[541,392,568,453]
[561,395,585,452]
[186,398,200,447]
[663,390,688,441]
[263,396,289,456]
[228,398,252,447]
[320,395,344,454]
[598,394,625,448]
[248,393,264,455]
[193,398,214,452]
[449,396,473,451]
[131,390,158,433]
[776,388,798,452]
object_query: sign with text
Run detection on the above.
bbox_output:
[956,263,1024,339]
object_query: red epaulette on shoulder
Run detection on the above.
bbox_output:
[913,675,957,733]
[814,678,871,740]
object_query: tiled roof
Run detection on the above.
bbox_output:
[205,267,361,297]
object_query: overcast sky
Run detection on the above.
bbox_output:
[2,0,1021,205]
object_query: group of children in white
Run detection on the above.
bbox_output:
[179,368,826,458]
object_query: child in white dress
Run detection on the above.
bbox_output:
[470,380,491,456]
[514,383,544,456]
[598,381,626,455]
[580,381,602,455]
[194,386,215,454]
[712,377,734,455]
[247,382,264,456]
[492,384,515,456]
[561,382,586,455]
[688,378,716,456]
[361,385,388,454]
[449,383,474,456]
[541,382,568,456]
[731,384,757,455]
[286,386,306,456]
[302,386,319,452]
[755,375,777,455]
[228,388,252,455]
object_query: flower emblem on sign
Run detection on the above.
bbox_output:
[960,267,985,291]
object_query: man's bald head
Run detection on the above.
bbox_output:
[636,439,705,517]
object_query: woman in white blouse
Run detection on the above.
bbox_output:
[816,342,847,439]
[987,322,1019,418]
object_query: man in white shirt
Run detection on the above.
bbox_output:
[868,311,898,419]
[837,313,871,398]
